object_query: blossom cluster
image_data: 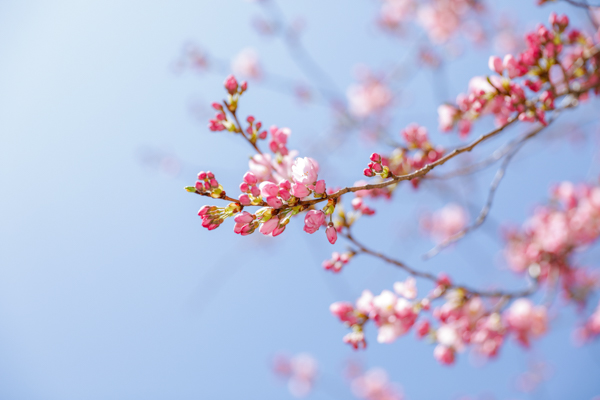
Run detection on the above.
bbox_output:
[351,368,404,400]
[186,12,600,370]
[577,299,600,342]
[330,276,550,365]
[322,251,355,273]
[187,76,340,244]
[420,203,469,244]
[272,353,318,398]
[438,13,600,136]
[273,353,405,400]
[363,124,445,190]
[504,181,600,305]
[347,69,394,119]
[377,0,485,44]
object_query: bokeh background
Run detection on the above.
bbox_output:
[0,0,599,399]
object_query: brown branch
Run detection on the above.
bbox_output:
[202,57,599,213]
[222,100,265,157]
[292,116,520,206]
[342,231,538,299]
[422,103,577,259]
[258,0,343,102]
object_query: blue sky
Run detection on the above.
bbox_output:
[0,0,599,399]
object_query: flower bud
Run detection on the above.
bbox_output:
[224,75,239,94]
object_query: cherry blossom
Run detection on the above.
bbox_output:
[231,47,262,79]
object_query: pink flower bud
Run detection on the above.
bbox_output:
[209,178,219,188]
[234,211,254,224]
[322,260,334,270]
[211,102,223,111]
[259,181,279,198]
[246,115,255,123]
[371,163,383,173]
[239,182,249,192]
[195,181,204,191]
[370,153,382,163]
[259,217,279,235]
[458,119,471,137]
[278,189,291,201]
[314,180,326,195]
[198,171,207,180]
[503,54,519,79]
[240,81,248,92]
[434,345,455,365]
[291,182,310,198]
[251,186,261,198]
[488,56,503,75]
[525,79,542,92]
[364,168,375,177]
[416,320,430,339]
[266,196,283,209]
[304,210,326,234]
[329,302,356,323]
[258,131,267,139]
[233,222,245,234]
[326,226,337,244]
[559,14,569,28]
[243,172,258,185]
[224,74,238,94]
[272,224,286,237]
[279,180,291,191]
[198,205,210,216]
[239,194,251,206]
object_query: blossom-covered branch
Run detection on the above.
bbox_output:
[186,12,600,367]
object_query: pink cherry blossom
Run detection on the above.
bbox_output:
[304,210,325,234]
[292,157,319,185]
[260,217,280,236]
[351,368,404,400]
[433,345,455,365]
[224,74,238,94]
[291,182,310,198]
[504,299,548,347]
[421,203,468,243]
[488,55,504,75]
[326,226,338,244]
[347,71,393,118]
[231,47,261,79]
[259,181,279,198]
[273,353,317,398]
[393,277,417,299]
[438,104,458,132]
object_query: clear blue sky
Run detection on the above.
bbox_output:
[0,0,599,399]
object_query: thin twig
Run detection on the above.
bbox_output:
[259,0,343,102]
[422,105,575,259]
[343,232,537,299]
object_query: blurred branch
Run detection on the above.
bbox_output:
[343,231,537,299]
[422,104,574,259]
[258,0,344,102]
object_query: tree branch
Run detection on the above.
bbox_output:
[342,231,537,299]
[422,104,575,259]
